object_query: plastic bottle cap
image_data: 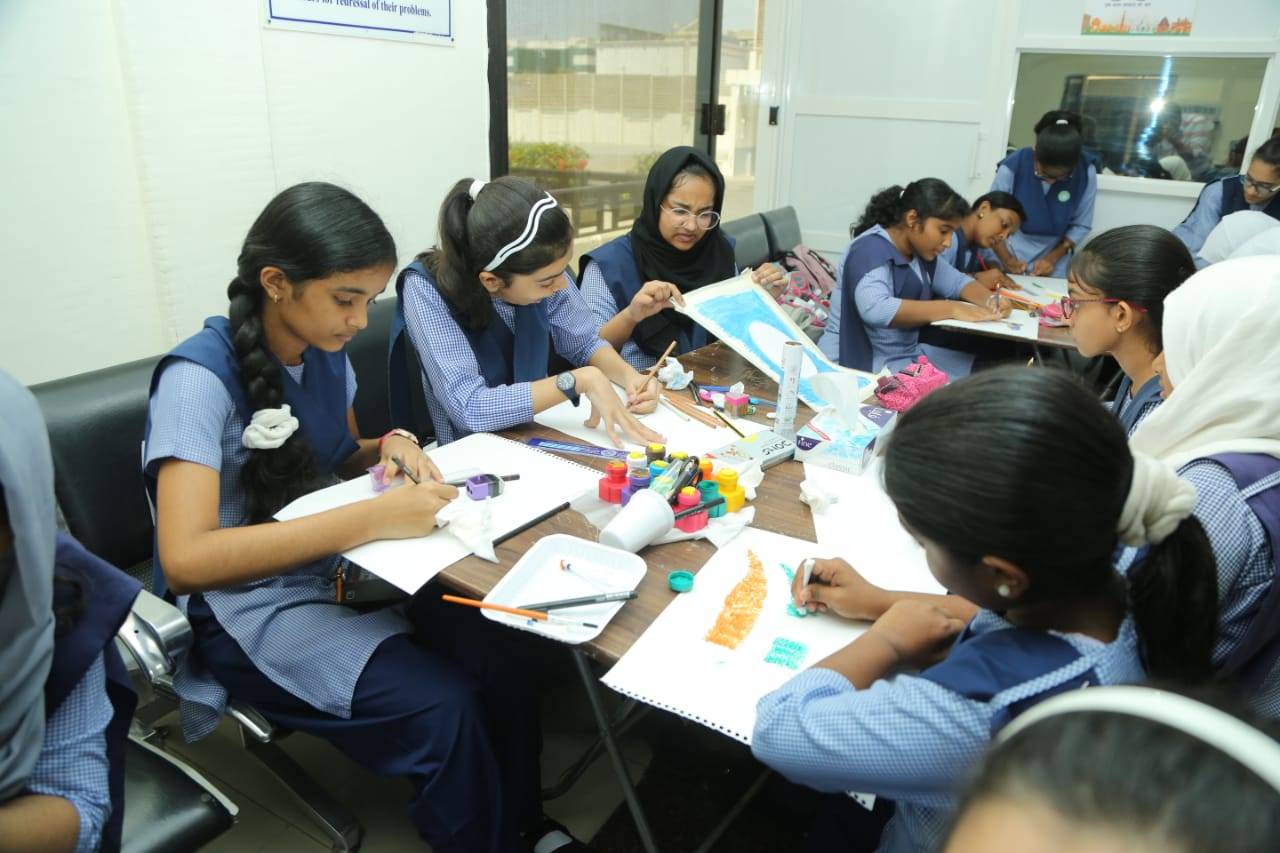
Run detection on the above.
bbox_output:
[717,468,739,488]
[648,443,665,453]
[668,570,694,593]
[680,486,699,498]
[607,461,628,479]
[670,451,688,461]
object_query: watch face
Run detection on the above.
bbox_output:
[557,373,574,393]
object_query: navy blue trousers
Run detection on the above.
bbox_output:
[188,590,542,853]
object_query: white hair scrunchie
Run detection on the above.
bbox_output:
[1117,451,1198,547]
[241,404,299,450]
[468,179,486,201]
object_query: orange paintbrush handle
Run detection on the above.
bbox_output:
[441,594,547,621]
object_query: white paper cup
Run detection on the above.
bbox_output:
[599,488,674,552]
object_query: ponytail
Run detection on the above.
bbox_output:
[1126,516,1218,683]
[851,178,969,238]
[230,182,396,522]
[421,175,574,330]
[1034,109,1085,169]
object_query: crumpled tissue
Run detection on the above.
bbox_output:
[435,497,497,562]
[656,356,694,390]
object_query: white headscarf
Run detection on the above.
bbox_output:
[1130,255,1280,469]
[1200,211,1280,264]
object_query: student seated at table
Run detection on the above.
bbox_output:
[393,176,663,447]
[941,191,1025,289]
[1174,137,1280,268]
[990,110,1098,278]
[753,367,1218,853]
[1131,255,1280,717]
[815,178,1006,377]
[1,370,139,853]
[944,687,1280,853]
[144,182,592,853]
[579,146,785,371]
[1064,225,1196,436]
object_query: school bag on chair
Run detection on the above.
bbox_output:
[773,244,837,341]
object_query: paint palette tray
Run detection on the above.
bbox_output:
[482,534,646,644]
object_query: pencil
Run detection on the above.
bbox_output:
[713,409,745,437]
[444,474,521,487]
[441,595,598,628]
[518,590,637,611]
[659,396,692,421]
[642,341,678,385]
[493,501,570,546]
[391,455,420,485]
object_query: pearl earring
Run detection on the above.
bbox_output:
[978,213,984,219]
[997,584,1012,598]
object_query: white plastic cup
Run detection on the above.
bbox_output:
[599,488,675,552]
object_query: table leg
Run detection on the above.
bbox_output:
[572,649,660,853]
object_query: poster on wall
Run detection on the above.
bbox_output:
[264,0,453,45]
[1081,1,1195,35]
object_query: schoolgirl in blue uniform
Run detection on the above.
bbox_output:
[990,110,1098,278]
[815,178,1006,377]
[1173,137,1280,267]
[754,367,1218,852]
[144,183,587,852]
[392,176,663,448]
[1063,225,1196,436]
[579,146,785,370]
[940,191,1025,289]
[1133,255,1280,718]
[1,370,138,853]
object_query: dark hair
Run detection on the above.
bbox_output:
[970,191,1027,224]
[949,690,1280,852]
[421,176,574,330]
[1034,110,1085,169]
[669,161,716,193]
[852,178,970,238]
[229,182,396,522]
[882,368,1218,683]
[1251,136,1280,169]
[1068,225,1196,351]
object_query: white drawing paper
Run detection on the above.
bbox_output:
[1008,274,1067,306]
[932,308,1040,342]
[275,432,599,593]
[674,273,879,409]
[534,383,766,457]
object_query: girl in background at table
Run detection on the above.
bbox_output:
[1173,137,1280,268]
[392,176,663,448]
[815,178,1007,377]
[945,687,1280,853]
[1131,255,1280,718]
[942,191,1026,290]
[756,367,1218,852]
[991,110,1098,278]
[579,146,786,371]
[144,183,589,852]
[1064,225,1196,436]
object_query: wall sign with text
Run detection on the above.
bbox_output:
[1081,0,1195,35]
[264,0,453,45]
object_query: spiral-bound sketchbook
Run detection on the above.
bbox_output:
[275,432,599,593]
[601,527,867,744]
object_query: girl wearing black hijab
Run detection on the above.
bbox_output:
[580,146,786,369]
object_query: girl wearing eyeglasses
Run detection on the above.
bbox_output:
[1174,137,1280,268]
[580,146,785,370]
[990,110,1098,279]
[1063,225,1196,435]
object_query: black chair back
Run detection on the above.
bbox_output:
[720,214,771,270]
[761,206,803,257]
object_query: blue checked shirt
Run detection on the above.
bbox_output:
[991,163,1097,278]
[1172,180,1271,269]
[145,358,411,741]
[401,269,610,445]
[1116,459,1278,716]
[25,653,112,853]
[579,260,652,371]
[753,610,1145,853]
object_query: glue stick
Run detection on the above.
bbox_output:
[776,340,802,437]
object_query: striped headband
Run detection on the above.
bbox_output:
[482,193,559,272]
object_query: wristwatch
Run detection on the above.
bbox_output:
[555,371,580,405]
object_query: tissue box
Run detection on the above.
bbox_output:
[793,405,896,475]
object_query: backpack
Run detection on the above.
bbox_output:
[774,244,837,339]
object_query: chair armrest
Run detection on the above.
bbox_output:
[116,589,193,690]
[227,700,276,744]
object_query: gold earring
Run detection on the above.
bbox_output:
[272,294,280,303]
[978,213,984,219]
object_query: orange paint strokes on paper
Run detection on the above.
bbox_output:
[705,549,769,649]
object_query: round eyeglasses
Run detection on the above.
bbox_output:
[660,204,721,230]
[1059,296,1148,319]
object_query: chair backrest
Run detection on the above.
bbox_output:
[720,213,772,270]
[761,206,803,258]
[31,357,159,572]
[346,299,396,439]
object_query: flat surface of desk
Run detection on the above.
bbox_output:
[931,319,1076,350]
[434,343,816,665]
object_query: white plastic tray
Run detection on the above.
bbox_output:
[481,534,646,644]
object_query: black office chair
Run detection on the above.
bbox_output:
[760,206,803,258]
[720,213,772,270]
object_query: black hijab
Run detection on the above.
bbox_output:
[628,146,737,356]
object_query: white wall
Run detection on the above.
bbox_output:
[1,0,490,385]
[756,0,1280,256]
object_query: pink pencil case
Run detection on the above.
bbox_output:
[874,356,948,412]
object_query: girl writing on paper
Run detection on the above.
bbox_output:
[815,178,1008,377]
[144,183,589,852]
[755,367,1218,852]
[1,370,139,853]
[1064,225,1197,436]
[945,687,1280,853]
[990,110,1098,278]
[392,176,663,448]
[941,191,1026,288]
[1129,255,1280,717]
[580,146,786,370]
